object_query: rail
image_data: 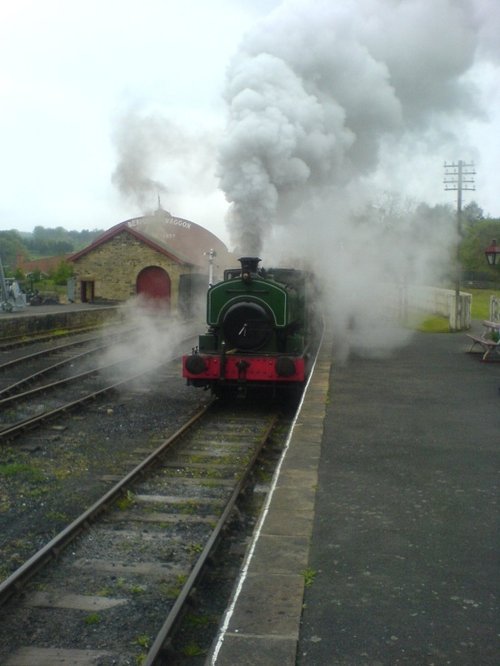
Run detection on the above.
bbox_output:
[0,403,212,606]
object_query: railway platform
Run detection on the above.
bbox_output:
[209,327,499,665]
[0,302,121,341]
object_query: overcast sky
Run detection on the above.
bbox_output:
[1,0,499,248]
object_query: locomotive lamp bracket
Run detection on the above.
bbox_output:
[219,341,227,380]
[236,359,250,379]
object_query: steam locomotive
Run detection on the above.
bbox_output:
[182,257,319,396]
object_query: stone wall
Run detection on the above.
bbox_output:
[71,232,189,310]
[0,306,122,340]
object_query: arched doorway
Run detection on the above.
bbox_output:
[136,266,171,310]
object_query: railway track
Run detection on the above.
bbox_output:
[0,321,123,353]
[0,400,285,665]
[0,326,140,392]
[0,323,153,384]
[0,322,197,442]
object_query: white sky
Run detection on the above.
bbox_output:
[0,0,499,248]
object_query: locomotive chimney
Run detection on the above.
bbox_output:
[238,257,261,282]
[239,257,261,273]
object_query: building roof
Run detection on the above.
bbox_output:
[69,208,230,270]
[69,223,191,265]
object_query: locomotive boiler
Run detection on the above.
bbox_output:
[182,257,318,396]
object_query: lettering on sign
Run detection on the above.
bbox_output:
[126,216,191,230]
[166,218,191,230]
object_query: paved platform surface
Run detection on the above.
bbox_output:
[210,329,499,665]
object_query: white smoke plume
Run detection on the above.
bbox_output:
[112,107,217,212]
[98,297,194,387]
[218,0,498,254]
[217,0,499,358]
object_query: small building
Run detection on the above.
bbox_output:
[69,208,233,313]
[16,253,72,276]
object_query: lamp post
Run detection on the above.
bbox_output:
[484,240,500,391]
[484,239,500,267]
[204,249,217,287]
[484,238,500,325]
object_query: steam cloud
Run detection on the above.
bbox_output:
[218,0,498,255]
[99,298,193,387]
[112,108,216,212]
[217,0,500,358]
[108,1,499,360]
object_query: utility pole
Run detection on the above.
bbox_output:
[443,160,475,330]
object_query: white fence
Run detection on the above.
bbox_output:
[404,285,471,331]
[490,296,500,322]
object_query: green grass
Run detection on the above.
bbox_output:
[0,463,45,481]
[84,612,101,625]
[135,634,150,648]
[181,644,205,657]
[416,316,450,333]
[414,288,500,333]
[302,567,317,587]
[465,288,500,320]
[115,490,135,510]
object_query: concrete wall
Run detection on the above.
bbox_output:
[71,231,188,309]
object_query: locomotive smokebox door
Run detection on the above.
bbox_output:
[222,302,272,350]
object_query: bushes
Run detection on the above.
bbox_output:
[51,260,74,286]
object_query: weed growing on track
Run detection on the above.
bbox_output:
[162,573,188,598]
[84,612,102,625]
[135,634,151,650]
[0,462,45,482]
[182,643,206,656]
[116,490,135,510]
[302,567,317,587]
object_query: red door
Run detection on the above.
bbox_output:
[136,266,171,310]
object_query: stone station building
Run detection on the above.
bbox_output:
[69,208,233,314]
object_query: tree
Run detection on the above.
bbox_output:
[462,201,484,226]
[0,230,27,273]
[26,226,104,255]
[460,218,500,273]
[50,260,74,286]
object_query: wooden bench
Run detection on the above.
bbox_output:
[466,320,500,361]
